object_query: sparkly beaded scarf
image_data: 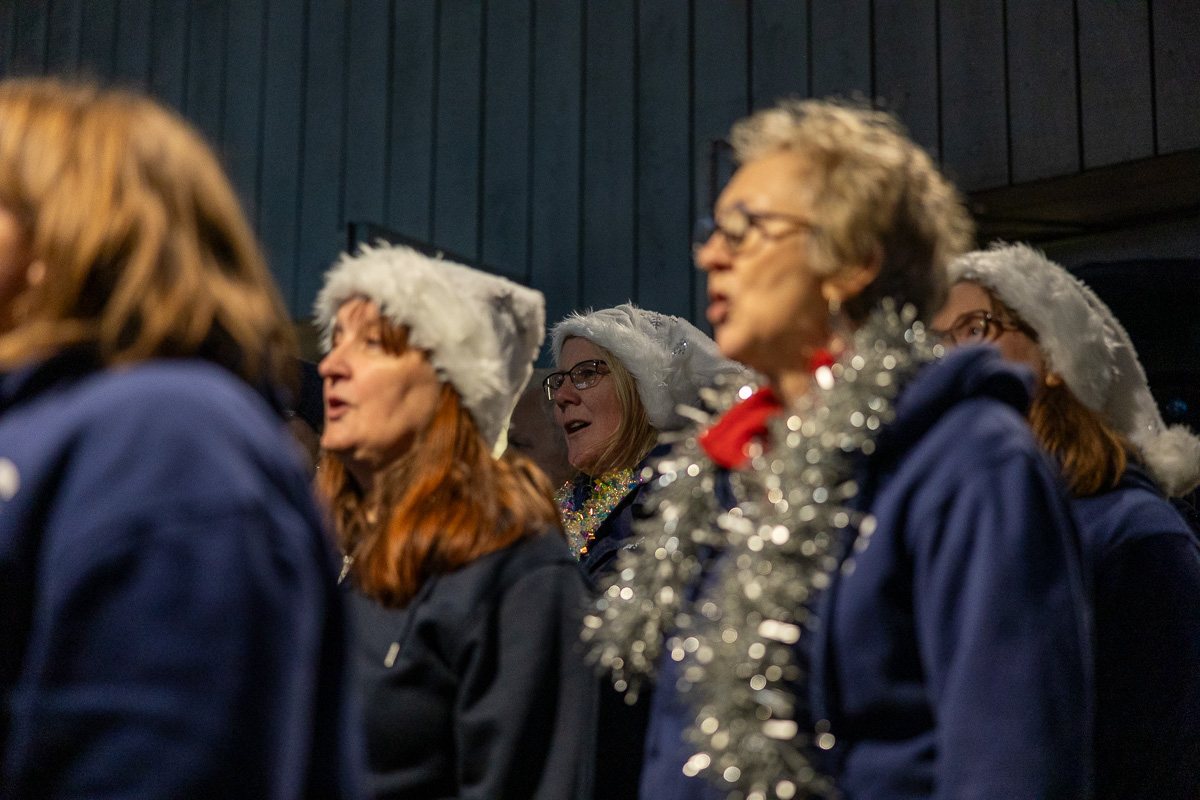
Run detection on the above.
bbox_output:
[583,302,939,800]
[556,468,643,558]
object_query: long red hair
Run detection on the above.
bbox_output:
[317,326,561,608]
[1029,380,1133,497]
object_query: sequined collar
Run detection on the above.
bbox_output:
[555,468,644,558]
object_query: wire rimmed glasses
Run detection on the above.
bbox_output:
[931,310,1031,346]
[543,359,609,401]
[692,202,819,256]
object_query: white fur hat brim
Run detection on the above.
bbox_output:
[314,244,545,450]
[949,243,1200,496]
[551,303,746,432]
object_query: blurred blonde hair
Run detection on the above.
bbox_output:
[0,78,294,384]
[730,98,974,322]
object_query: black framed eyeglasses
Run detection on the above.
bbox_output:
[692,202,819,255]
[931,310,1032,346]
[543,359,609,400]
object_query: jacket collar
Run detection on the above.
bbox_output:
[0,348,291,420]
[870,345,1034,469]
[0,347,103,417]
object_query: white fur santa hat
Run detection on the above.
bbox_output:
[551,303,746,432]
[948,242,1200,497]
[314,243,545,453]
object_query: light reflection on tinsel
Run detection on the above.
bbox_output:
[583,301,940,800]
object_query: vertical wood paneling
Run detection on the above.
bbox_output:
[939,0,1008,190]
[694,0,749,325]
[694,0,748,210]
[481,0,532,277]
[115,0,152,89]
[343,0,390,230]
[873,0,939,160]
[185,0,225,143]
[11,0,49,75]
[810,0,870,99]
[79,0,117,80]
[295,0,347,313]
[0,3,15,77]
[149,0,188,112]
[581,0,636,310]
[431,0,483,262]
[20,0,1198,325]
[1006,0,1079,182]
[258,0,306,309]
[636,0,691,320]
[386,2,436,241]
[530,0,582,327]
[221,0,266,221]
[1077,0,1154,168]
[46,0,84,76]
[1151,0,1200,154]
[750,1,809,109]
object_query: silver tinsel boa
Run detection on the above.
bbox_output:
[582,301,941,800]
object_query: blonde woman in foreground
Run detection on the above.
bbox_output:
[0,79,362,798]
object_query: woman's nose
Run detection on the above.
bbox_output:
[318,347,347,380]
[554,380,581,408]
[693,234,730,272]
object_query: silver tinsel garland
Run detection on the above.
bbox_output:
[583,301,941,800]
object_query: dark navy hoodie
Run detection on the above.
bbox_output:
[0,352,365,799]
[1074,462,1200,800]
[639,347,1092,800]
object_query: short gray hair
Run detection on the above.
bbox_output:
[730,98,974,321]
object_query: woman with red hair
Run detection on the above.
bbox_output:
[314,244,593,800]
[934,243,1200,800]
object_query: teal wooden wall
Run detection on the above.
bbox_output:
[1,0,1197,328]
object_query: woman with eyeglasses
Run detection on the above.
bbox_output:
[547,303,742,800]
[587,100,1093,800]
[934,243,1200,800]
[315,244,594,800]
[547,303,744,579]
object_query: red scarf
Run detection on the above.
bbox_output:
[698,387,784,470]
[699,349,835,469]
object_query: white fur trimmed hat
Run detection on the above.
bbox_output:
[551,303,746,432]
[314,243,545,451]
[948,242,1200,496]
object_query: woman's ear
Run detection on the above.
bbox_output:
[6,260,46,330]
[26,260,45,288]
[821,247,882,307]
